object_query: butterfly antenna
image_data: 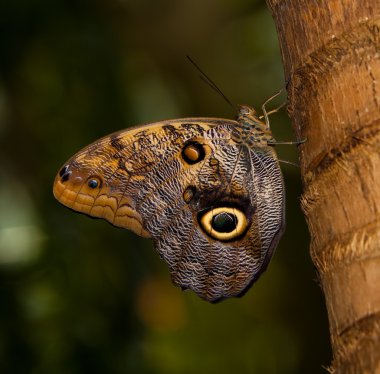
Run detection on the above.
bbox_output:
[186,55,237,111]
[278,159,300,168]
[259,101,286,119]
[261,87,286,130]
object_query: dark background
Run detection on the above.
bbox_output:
[0,0,331,373]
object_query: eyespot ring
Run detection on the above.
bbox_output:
[199,207,248,241]
[181,141,205,164]
[87,176,102,189]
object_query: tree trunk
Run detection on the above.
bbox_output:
[266,1,380,372]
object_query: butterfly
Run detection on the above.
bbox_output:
[53,56,287,302]
[53,100,285,303]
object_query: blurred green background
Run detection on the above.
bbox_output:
[0,0,331,373]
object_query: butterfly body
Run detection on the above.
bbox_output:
[53,106,285,302]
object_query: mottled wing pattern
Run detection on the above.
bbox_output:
[54,119,219,237]
[53,117,284,302]
[247,148,285,275]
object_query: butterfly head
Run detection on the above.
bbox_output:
[236,105,265,130]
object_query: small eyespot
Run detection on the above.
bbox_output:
[181,141,205,164]
[59,165,69,177]
[87,177,101,189]
[199,207,249,241]
[61,170,72,182]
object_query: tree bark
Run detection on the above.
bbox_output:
[266,1,380,373]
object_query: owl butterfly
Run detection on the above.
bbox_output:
[53,91,285,302]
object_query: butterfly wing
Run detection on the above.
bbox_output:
[53,118,284,302]
[154,143,285,302]
[53,119,225,236]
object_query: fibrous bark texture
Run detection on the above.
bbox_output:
[266,1,380,373]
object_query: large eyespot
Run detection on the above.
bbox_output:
[199,207,249,241]
[87,177,102,189]
[181,141,205,164]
